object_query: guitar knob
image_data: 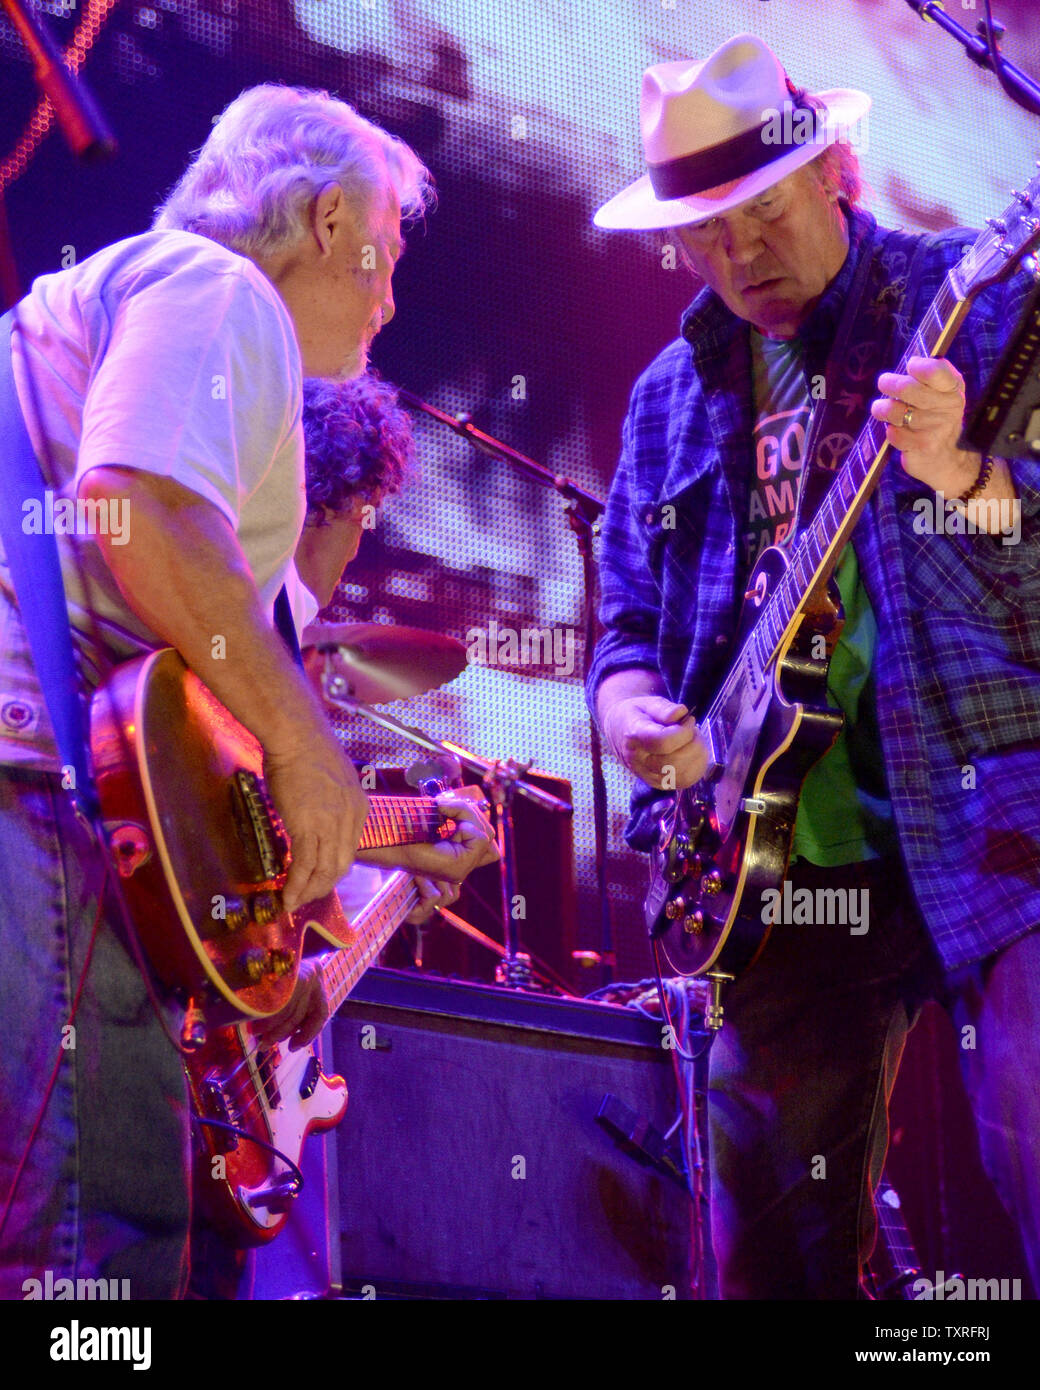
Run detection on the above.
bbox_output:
[239,947,268,983]
[224,895,250,932]
[701,870,723,896]
[267,947,295,978]
[684,854,703,876]
[683,911,704,935]
[664,897,686,921]
[252,890,282,926]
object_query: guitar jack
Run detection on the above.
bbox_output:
[704,972,734,1032]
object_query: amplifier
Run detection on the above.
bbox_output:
[329,969,696,1299]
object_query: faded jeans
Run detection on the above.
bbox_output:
[708,856,1040,1299]
[0,767,191,1300]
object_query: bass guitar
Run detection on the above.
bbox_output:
[90,647,459,1029]
[645,174,1040,978]
[188,868,417,1245]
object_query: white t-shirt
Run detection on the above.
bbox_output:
[0,229,305,769]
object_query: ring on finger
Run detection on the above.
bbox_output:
[901,404,914,430]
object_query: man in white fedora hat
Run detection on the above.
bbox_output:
[588,34,1040,1299]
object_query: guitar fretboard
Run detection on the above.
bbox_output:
[875,1180,921,1301]
[321,870,419,1011]
[358,796,448,851]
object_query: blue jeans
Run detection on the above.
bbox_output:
[708,856,1040,1298]
[0,767,191,1299]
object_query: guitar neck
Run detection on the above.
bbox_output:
[874,1179,922,1300]
[359,795,448,851]
[321,870,419,1013]
[704,264,974,750]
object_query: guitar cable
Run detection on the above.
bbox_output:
[651,940,716,1301]
[587,952,716,1299]
[189,1116,306,1202]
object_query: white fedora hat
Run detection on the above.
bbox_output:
[594,33,870,231]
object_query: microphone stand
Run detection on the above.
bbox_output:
[0,0,116,311]
[903,0,1040,116]
[398,388,616,986]
[1,0,117,160]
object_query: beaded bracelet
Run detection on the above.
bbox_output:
[957,454,995,504]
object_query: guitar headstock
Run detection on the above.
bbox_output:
[951,163,1040,301]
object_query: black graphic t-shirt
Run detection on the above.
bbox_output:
[744,329,813,571]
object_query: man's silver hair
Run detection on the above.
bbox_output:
[153,84,434,256]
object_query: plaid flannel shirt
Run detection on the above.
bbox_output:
[588,205,1040,969]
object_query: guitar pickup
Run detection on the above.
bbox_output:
[196,1080,238,1154]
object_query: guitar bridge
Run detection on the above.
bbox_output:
[231,769,289,882]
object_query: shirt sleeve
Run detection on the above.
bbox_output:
[931,262,1040,597]
[77,257,301,530]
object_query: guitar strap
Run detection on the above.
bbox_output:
[273,585,304,668]
[0,309,99,823]
[792,222,930,536]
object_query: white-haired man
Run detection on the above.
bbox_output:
[0,85,495,1298]
[588,36,1040,1298]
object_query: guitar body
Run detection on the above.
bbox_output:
[187,1021,348,1245]
[647,546,843,977]
[90,648,448,1024]
[188,871,418,1246]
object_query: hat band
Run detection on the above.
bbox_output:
[647,112,815,202]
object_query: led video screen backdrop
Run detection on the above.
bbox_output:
[2,0,1038,982]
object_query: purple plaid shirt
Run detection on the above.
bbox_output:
[588,205,1040,969]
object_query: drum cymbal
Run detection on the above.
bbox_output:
[302,621,468,703]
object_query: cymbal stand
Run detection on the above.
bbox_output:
[319,664,572,991]
[397,389,616,984]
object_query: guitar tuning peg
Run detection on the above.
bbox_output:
[986,217,1009,236]
[1012,189,1033,208]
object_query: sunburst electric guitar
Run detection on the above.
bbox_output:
[90,647,462,1031]
[187,868,418,1244]
[645,174,1040,979]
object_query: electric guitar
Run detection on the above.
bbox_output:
[187,868,418,1245]
[90,647,459,1028]
[645,173,1040,978]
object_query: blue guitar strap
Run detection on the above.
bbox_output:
[0,308,99,824]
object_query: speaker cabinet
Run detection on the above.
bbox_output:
[330,970,694,1299]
